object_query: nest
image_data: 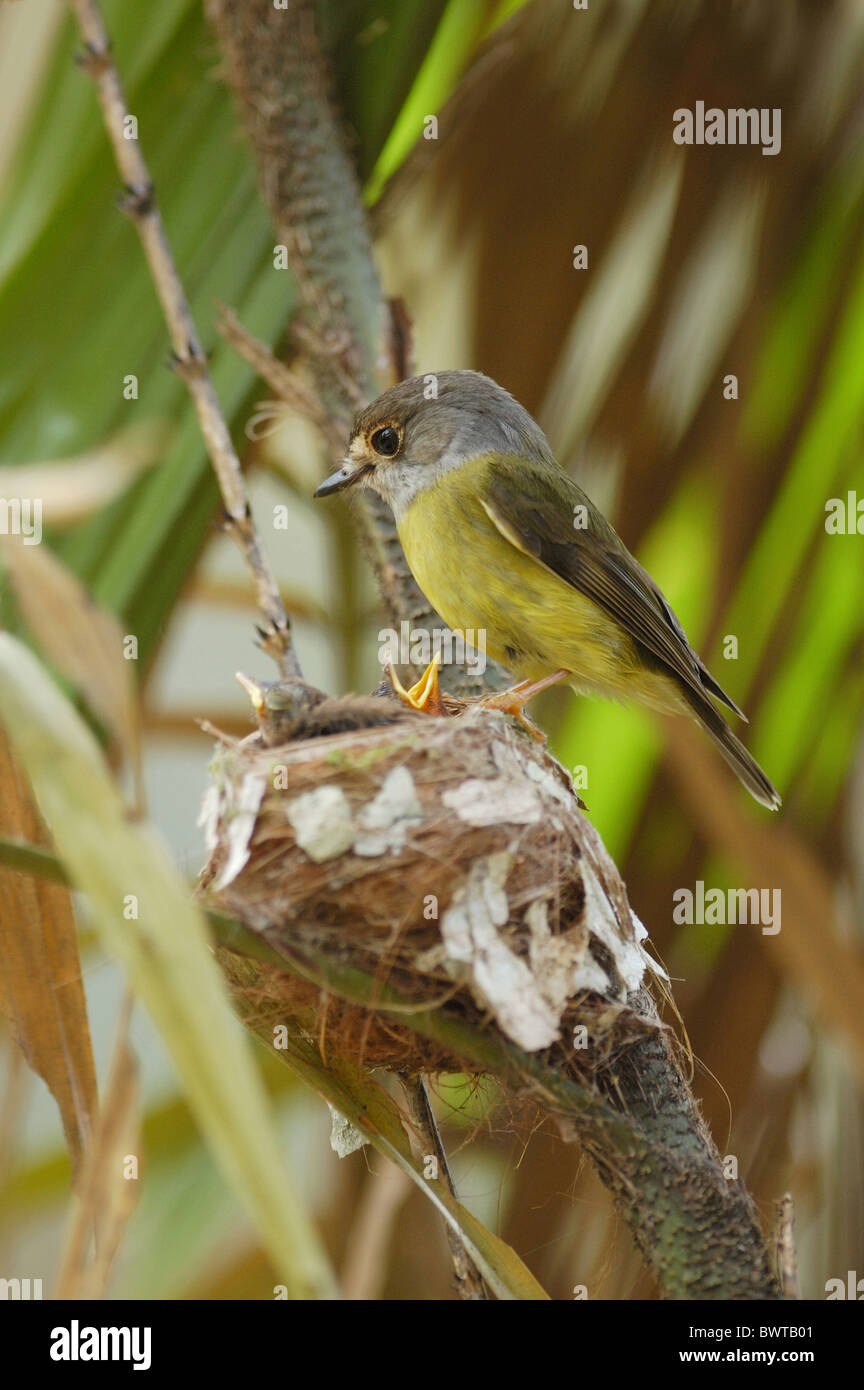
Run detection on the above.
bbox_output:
[198,705,664,1078]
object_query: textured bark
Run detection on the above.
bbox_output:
[583,992,782,1299]
[205,0,440,653]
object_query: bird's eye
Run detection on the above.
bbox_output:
[370,425,401,457]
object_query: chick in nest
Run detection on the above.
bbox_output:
[235,670,428,747]
[236,651,545,746]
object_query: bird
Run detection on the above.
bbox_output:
[314,369,780,810]
[235,672,425,747]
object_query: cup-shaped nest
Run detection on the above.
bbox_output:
[198,704,663,1076]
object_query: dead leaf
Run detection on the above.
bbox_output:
[0,729,97,1174]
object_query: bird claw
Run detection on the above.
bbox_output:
[475,669,570,740]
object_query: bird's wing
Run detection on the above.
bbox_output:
[481,459,745,720]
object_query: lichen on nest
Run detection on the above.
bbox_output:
[198,705,665,1076]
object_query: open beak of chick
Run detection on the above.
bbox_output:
[235,671,265,716]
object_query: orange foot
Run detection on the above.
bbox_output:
[386,652,444,714]
[476,669,571,740]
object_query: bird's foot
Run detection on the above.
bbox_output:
[475,669,570,740]
[386,652,444,714]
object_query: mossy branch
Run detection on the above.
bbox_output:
[209,906,782,1300]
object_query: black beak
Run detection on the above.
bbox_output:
[314,463,369,498]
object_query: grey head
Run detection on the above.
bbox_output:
[314,370,555,517]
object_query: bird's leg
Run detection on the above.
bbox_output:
[386,652,444,714]
[476,668,570,739]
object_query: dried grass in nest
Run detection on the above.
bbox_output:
[198,705,665,1082]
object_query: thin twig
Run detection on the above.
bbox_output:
[403,1075,488,1300]
[67,0,298,678]
[204,0,461,673]
[775,1193,800,1301]
[217,305,341,451]
[340,1164,412,1301]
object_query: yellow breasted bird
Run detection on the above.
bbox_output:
[314,371,780,810]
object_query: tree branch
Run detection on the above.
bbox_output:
[204,0,494,683]
[402,1076,488,1301]
[68,0,298,678]
[209,909,783,1300]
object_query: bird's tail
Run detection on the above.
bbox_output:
[680,688,781,811]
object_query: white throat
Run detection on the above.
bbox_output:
[373,439,468,520]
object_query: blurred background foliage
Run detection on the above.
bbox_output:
[0,0,863,1298]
